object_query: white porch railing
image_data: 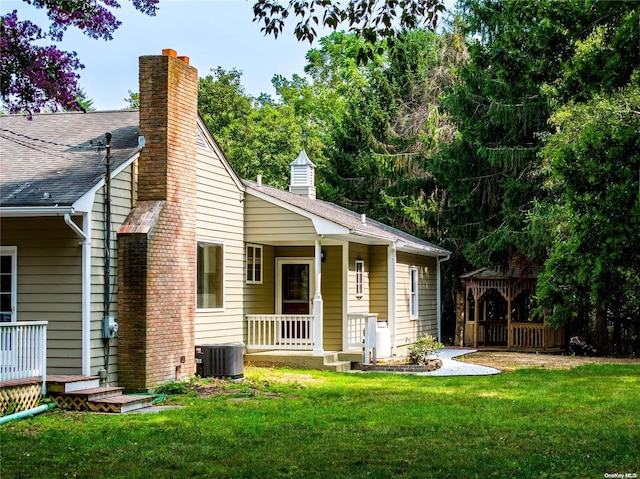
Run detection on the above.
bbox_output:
[246,315,314,350]
[347,313,378,365]
[0,321,48,392]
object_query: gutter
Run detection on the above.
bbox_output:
[436,254,451,343]
[0,206,74,217]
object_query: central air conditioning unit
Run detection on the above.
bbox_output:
[195,343,244,379]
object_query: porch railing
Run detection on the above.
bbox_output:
[0,321,48,392]
[347,313,378,365]
[246,315,314,350]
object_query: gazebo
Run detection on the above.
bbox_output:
[459,268,565,350]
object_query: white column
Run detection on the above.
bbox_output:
[313,238,324,356]
[341,241,349,352]
[387,242,397,355]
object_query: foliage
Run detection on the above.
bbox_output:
[536,83,640,354]
[1,0,158,115]
[407,334,444,364]
[2,366,639,478]
[198,67,327,189]
[123,90,139,110]
[252,0,445,61]
[154,380,188,395]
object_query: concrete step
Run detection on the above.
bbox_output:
[324,360,353,372]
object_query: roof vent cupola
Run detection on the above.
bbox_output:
[289,149,316,199]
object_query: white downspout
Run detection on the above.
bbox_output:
[313,238,324,356]
[387,242,397,355]
[437,254,451,343]
[64,213,91,375]
[341,241,349,352]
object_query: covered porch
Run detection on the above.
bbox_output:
[460,268,565,351]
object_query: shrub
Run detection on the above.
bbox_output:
[408,334,445,365]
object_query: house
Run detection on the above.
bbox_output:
[0,49,451,402]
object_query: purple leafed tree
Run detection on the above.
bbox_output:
[0,1,158,116]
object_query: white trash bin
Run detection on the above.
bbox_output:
[376,321,391,359]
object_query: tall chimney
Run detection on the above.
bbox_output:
[118,50,198,390]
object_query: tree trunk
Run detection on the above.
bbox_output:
[595,303,609,356]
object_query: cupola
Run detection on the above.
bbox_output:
[289,149,316,199]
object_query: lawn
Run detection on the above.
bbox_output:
[1,364,639,479]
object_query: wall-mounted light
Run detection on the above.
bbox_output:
[321,249,326,263]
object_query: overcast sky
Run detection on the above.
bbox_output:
[3,0,322,110]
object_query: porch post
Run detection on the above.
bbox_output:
[342,241,349,351]
[473,289,479,348]
[507,296,512,350]
[313,238,324,356]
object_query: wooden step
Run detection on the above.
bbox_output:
[89,394,155,413]
[47,375,100,393]
[54,386,124,401]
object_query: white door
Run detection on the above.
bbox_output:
[0,247,17,323]
[1,247,17,374]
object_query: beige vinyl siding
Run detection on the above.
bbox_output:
[369,245,389,321]
[321,245,342,350]
[347,243,370,314]
[395,252,437,349]
[90,164,134,383]
[245,195,317,244]
[1,217,83,374]
[243,244,275,315]
[195,148,245,344]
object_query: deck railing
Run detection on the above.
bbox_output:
[347,313,378,365]
[0,321,48,392]
[511,322,565,350]
[246,315,314,350]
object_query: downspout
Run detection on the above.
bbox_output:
[64,212,91,375]
[387,241,397,355]
[437,254,451,343]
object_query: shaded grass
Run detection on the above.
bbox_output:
[2,365,639,478]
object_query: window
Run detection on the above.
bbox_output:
[197,241,224,310]
[246,244,263,284]
[410,267,419,320]
[355,259,364,298]
[0,247,17,322]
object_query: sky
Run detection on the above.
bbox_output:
[3,0,325,110]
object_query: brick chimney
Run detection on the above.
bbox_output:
[118,50,198,390]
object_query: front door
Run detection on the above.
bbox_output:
[276,258,315,341]
[1,247,17,374]
[276,258,314,315]
[0,247,17,323]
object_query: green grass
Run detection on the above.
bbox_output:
[2,365,639,479]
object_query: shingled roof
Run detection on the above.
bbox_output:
[243,179,450,257]
[0,111,141,208]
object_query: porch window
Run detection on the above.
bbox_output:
[197,241,224,310]
[246,244,263,284]
[410,267,419,320]
[355,259,364,298]
[0,246,17,322]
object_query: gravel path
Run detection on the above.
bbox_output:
[413,349,501,376]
